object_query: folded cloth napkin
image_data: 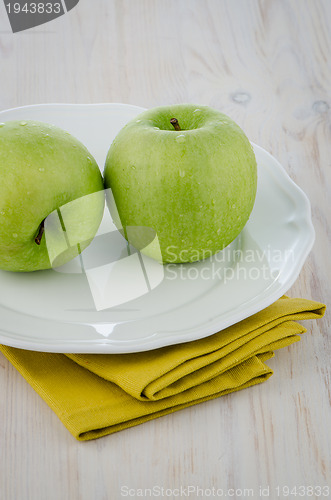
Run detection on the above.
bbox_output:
[0,296,325,441]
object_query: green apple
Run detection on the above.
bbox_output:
[0,120,104,272]
[104,104,257,263]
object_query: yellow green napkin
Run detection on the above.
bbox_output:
[0,296,325,441]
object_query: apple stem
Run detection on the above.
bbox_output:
[170,118,181,131]
[35,219,45,245]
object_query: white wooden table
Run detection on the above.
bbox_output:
[0,1,330,498]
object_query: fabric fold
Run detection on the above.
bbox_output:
[0,296,325,441]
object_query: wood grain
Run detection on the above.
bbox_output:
[0,1,330,499]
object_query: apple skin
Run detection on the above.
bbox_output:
[104,104,257,263]
[0,120,104,272]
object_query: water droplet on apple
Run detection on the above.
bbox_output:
[0,210,5,215]
[232,203,236,209]
[0,123,5,127]
[153,126,160,130]
[136,120,141,123]
[12,233,18,238]
[193,109,201,113]
[179,170,185,177]
[131,165,136,170]
[87,156,93,165]
[19,121,27,126]
[176,134,186,143]
[39,167,45,172]
[217,229,221,235]
[211,199,216,205]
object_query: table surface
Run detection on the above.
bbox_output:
[0,1,330,499]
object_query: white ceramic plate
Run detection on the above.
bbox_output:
[0,103,314,353]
